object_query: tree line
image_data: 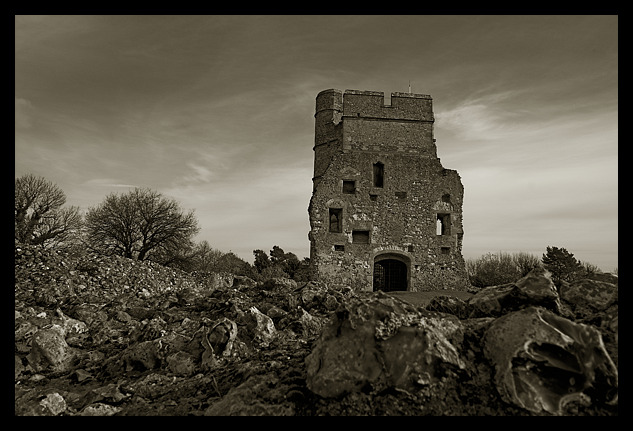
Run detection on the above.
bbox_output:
[465,247,614,289]
[16,173,613,287]
[14,173,309,282]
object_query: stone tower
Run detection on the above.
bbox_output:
[308,89,470,292]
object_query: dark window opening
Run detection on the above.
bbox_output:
[441,247,450,255]
[329,208,342,233]
[407,245,414,252]
[395,191,407,199]
[373,259,407,292]
[442,193,451,203]
[334,244,345,252]
[373,162,384,188]
[342,180,356,194]
[352,230,370,244]
[370,194,378,201]
[436,213,451,235]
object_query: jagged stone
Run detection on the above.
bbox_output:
[204,373,295,416]
[26,325,75,373]
[425,295,469,318]
[78,402,122,416]
[305,291,465,398]
[559,278,618,319]
[261,277,297,292]
[14,242,619,416]
[167,351,197,377]
[467,267,562,317]
[484,306,618,415]
[39,392,67,416]
[281,306,326,338]
[15,392,67,416]
[237,306,276,347]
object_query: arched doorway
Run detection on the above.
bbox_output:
[373,254,409,291]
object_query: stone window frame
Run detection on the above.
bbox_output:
[329,208,343,233]
[342,180,356,194]
[436,213,451,236]
[372,162,384,188]
[352,230,370,244]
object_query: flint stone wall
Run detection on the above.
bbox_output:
[309,89,469,291]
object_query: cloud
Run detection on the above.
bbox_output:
[15,98,34,129]
[160,163,313,262]
[435,90,531,142]
[81,178,138,189]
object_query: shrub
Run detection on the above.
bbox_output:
[466,251,542,288]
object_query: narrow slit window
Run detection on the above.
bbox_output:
[352,230,370,244]
[342,180,356,194]
[373,162,384,188]
[329,208,342,233]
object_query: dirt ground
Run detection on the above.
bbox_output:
[387,290,474,307]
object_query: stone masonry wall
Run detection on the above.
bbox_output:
[309,89,470,291]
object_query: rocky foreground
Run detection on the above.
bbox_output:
[14,244,618,416]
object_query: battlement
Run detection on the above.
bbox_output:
[316,89,434,122]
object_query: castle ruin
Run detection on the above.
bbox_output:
[308,89,470,291]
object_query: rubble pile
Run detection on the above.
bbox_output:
[15,243,618,416]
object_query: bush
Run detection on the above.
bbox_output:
[466,251,541,288]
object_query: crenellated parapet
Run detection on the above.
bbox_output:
[316,89,434,123]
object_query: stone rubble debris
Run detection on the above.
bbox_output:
[14,243,617,416]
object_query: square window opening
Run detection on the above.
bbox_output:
[352,230,370,244]
[334,244,345,252]
[342,180,356,194]
[441,247,450,255]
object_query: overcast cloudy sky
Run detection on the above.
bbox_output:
[15,15,618,271]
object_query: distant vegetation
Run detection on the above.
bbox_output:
[16,173,614,288]
[466,247,615,289]
[14,173,308,283]
[15,174,82,248]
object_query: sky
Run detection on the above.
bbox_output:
[15,15,618,271]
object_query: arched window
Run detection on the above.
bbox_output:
[329,208,342,233]
[436,213,451,235]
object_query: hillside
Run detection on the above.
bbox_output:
[14,243,618,416]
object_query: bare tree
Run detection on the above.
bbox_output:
[84,188,199,262]
[15,174,82,247]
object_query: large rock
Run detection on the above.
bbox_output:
[281,306,326,338]
[26,325,75,373]
[15,391,67,416]
[237,306,276,347]
[467,267,562,317]
[305,291,465,398]
[559,278,618,319]
[483,306,618,415]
